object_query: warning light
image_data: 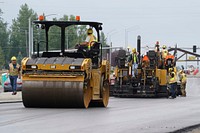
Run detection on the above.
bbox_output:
[76,16,80,21]
[39,15,45,21]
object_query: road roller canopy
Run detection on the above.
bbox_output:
[32,20,103,61]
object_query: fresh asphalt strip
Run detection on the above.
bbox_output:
[170,123,200,133]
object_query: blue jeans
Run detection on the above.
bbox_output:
[170,82,177,98]
[132,63,138,77]
[9,76,18,92]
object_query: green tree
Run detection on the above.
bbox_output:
[10,4,37,59]
[100,32,109,59]
[0,9,9,68]
[100,32,108,47]
[0,46,5,69]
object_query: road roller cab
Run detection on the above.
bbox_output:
[21,20,110,108]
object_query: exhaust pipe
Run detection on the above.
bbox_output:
[137,35,141,63]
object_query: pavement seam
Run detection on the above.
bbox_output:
[0,101,22,104]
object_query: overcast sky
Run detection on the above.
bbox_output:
[1,0,200,49]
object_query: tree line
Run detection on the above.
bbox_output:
[0,4,109,69]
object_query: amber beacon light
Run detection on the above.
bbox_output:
[76,16,80,21]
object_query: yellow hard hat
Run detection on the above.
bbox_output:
[162,45,167,49]
[87,28,93,34]
[169,68,174,72]
[11,56,17,61]
[132,48,136,53]
[179,70,184,73]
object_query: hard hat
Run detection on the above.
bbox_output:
[87,28,93,34]
[132,48,136,53]
[127,46,130,49]
[11,56,17,61]
[162,45,167,49]
[179,70,184,73]
[169,68,173,72]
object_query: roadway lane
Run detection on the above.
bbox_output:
[0,78,200,133]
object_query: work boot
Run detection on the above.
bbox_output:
[13,91,17,95]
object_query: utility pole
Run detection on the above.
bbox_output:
[25,30,28,56]
[28,17,33,57]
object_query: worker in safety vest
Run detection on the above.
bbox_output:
[7,56,21,95]
[142,55,150,68]
[165,54,175,69]
[168,70,177,99]
[128,48,138,77]
[80,28,97,50]
[161,45,168,59]
[179,70,187,97]
[154,41,160,53]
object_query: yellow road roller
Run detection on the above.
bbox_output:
[21,20,110,108]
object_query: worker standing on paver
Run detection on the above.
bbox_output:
[179,70,187,97]
[154,41,160,53]
[129,48,138,78]
[7,56,21,95]
[168,69,177,99]
[161,45,168,59]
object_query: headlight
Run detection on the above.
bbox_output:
[31,65,37,69]
[50,65,56,69]
[69,66,75,69]
[69,66,81,70]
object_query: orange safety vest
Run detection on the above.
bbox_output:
[142,55,149,62]
[165,54,174,65]
[165,54,174,60]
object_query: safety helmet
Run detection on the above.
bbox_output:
[87,28,93,34]
[132,48,136,53]
[11,56,17,61]
[169,68,174,72]
[179,70,184,73]
[162,45,167,49]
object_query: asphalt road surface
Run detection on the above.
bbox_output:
[0,78,200,133]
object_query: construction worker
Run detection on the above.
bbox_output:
[129,48,138,77]
[168,69,177,99]
[179,70,187,97]
[142,55,150,68]
[161,45,169,68]
[154,41,160,53]
[161,45,168,59]
[165,54,175,69]
[80,28,97,50]
[7,56,21,95]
